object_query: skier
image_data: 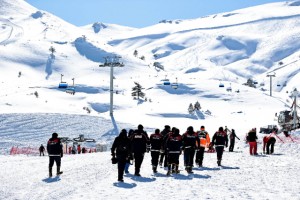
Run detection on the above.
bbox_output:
[165,128,182,175]
[39,144,45,156]
[111,129,131,182]
[211,127,228,166]
[229,129,240,152]
[182,126,199,173]
[150,129,163,173]
[159,125,171,167]
[47,132,63,177]
[195,126,210,167]
[263,133,276,155]
[130,124,150,176]
[246,128,258,155]
[124,129,134,174]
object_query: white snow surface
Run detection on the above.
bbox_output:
[1,0,300,199]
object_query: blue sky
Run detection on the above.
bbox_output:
[26,0,285,28]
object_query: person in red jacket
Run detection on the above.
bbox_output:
[247,128,258,155]
[263,133,276,154]
[211,127,228,166]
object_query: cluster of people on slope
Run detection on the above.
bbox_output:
[111,124,242,182]
[246,127,277,155]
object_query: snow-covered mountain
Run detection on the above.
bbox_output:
[1,0,300,135]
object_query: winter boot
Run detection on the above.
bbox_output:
[49,167,53,178]
[152,165,157,173]
[175,165,180,174]
[217,160,221,166]
[57,166,63,176]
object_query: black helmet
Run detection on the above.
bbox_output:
[138,124,144,130]
[52,132,58,138]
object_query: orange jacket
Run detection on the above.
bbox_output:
[196,131,210,148]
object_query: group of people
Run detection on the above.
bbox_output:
[246,127,277,155]
[111,124,241,182]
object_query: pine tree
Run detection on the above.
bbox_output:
[188,103,194,114]
[132,82,145,99]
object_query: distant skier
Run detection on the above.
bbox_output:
[195,126,210,167]
[111,129,131,182]
[246,128,258,155]
[229,129,240,152]
[165,128,182,175]
[39,144,45,156]
[150,129,163,173]
[182,126,199,173]
[159,125,171,167]
[211,127,228,166]
[130,124,150,176]
[47,132,63,177]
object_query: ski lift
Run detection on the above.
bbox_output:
[66,87,75,95]
[219,82,224,87]
[58,82,68,88]
[171,77,178,89]
[73,134,96,142]
[171,83,178,89]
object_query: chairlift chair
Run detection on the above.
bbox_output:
[66,87,75,95]
[171,83,178,89]
[58,82,68,88]
[219,83,224,88]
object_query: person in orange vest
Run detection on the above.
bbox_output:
[195,126,210,167]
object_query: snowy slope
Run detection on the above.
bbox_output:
[1,0,300,199]
[1,141,300,200]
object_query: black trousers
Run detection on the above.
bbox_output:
[229,139,235,152]
[195,147,205,165]
[168,153,180,165]
[159,152,168,167]
[266,141,275,154]
[49,156,61,169]
[184,148,195,167]
[134,153,144,175]
[215,146,225,161]
[151,151,160,167]
[117,155,127,181]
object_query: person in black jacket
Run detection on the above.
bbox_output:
[159,125,171,167]
[182,126,199,173]
[39,144,45,156]
[211,127,228,166]
[130,124,150,176]
[165,128,182,175]
[229,129,240,152]
[111,129,131,182]
[150,129,163,173]
[47,132,63,177]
